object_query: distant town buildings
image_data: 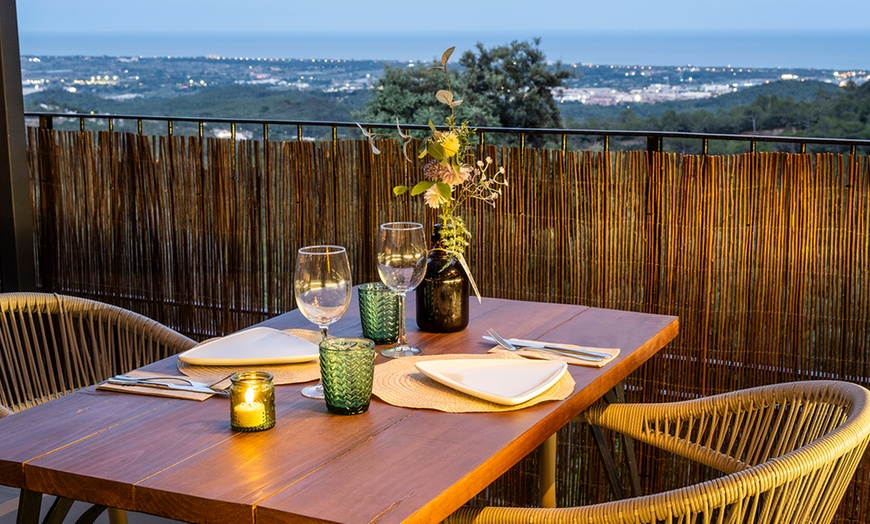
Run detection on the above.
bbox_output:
[20,55,870,108]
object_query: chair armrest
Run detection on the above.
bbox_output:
[580,381,863,474]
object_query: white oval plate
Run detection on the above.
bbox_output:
[178,327,319,365]
[414,358,568,406]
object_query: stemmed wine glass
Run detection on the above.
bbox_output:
[294,245,352,398]
[376,222,428,358]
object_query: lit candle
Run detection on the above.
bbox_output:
[229,371,276,432]
[233,387,265,428]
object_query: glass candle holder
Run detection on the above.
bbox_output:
[229,371,276,431]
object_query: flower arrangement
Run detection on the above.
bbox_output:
[359,47,508,300]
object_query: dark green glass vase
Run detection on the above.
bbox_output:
[415,225,470,333]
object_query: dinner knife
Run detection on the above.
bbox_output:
[482,336,615,359]
[107,376,225,395]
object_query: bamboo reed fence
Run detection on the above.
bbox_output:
[24,127,870,522]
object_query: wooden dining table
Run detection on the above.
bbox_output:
[0,292,677,524]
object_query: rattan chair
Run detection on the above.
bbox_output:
[446,380,870,524]
[0,292,197,413]
[0,292,197,524]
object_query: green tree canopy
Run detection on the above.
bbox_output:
[360,39,571,145]
[459,39,571,131]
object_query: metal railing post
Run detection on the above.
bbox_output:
[39,115,53,130]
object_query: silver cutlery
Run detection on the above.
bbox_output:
[485,329,607,362]
[107,375,227,395]
[484,333,615,359]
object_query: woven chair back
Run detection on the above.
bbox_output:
[0,292,196,412]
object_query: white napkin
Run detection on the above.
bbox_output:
[96,370,217,401]
[488,344,619,368]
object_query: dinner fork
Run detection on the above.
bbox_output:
[109,375,229,394]
[486,329,605,362]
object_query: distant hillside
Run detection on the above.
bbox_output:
[559,79,842,123]
[558,79,870,152]
[25,78,869,147]
[26,85,372,125]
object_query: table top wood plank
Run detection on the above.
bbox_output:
[132,398,417,523]
[0,390,178,488]
[21,382,416,522]
[256,403,561,523]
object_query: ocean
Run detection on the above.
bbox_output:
[18,29,870,71]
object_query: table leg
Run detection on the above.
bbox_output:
[16,489,42,524]
[76,503,110,524]
[107,507,129,524]
[591,423,626,499]
[608,383,642,497]
[590,382,642,499]
[539,434,557,508]
[15,489,81,524]
[40,495,73,524]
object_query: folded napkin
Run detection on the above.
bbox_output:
[488,343,619,368]
[96,370,218,401]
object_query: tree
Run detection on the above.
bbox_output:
[459,39,571,134]
[360,39,571,145]
[360,63,458,128]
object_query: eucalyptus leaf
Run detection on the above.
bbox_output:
[410,181,435,196]
[441,47,455,67]
[427,142,445,162]
[436,89,454,106]
[436,181,452,200]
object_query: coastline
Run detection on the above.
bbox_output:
[18,29,870,70]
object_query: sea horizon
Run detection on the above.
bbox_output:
[18,29,870,71]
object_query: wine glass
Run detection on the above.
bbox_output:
[376,222,428,358]
[294,245,352,398]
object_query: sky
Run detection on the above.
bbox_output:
[17,0,870,34]
[14,1,870,69]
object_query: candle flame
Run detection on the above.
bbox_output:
[244,387,254,404]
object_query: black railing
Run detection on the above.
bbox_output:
[26,111,870,156]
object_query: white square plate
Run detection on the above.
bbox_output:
[414,358,568,406]
[178,327,318,365]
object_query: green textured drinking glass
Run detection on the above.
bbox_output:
[319,337,376,415]
[358,282,400,344]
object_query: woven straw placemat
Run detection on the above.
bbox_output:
[177,329,322,387]
[372,353,575,413]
